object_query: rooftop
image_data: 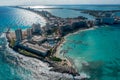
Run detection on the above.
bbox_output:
[32,35,45,42]
[20,41,49,54]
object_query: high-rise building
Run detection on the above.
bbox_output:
[32,23,41,33]
[27,28,32,39]
[15,29,23,42]
[100,13,115,24]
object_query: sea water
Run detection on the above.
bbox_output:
[59,25,120,80]
[0,6,81,80]
[0,6,46,80]
[0,5,120,80]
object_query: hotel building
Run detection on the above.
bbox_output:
[27,28,32,39]
[15,29,23,42]
[32,23,41,33]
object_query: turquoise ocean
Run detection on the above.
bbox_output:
[59,25,120,80]
[0,5,120,80]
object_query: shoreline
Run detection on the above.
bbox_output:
[55,26,96,71]
[11,6,81,75]
[5,32,90,80]
[55,26,96,57]
[1,5,120,80]
[2,33,85,80]
[5,6,94,79]
[5,17,80,77]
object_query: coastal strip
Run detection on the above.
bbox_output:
[6,6,120,80]
[7,6,85,77]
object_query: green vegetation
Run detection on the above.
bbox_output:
[50,48,54,54]
[50,56,62,62]
[18,49,39,57]
[9,39,15,48]
[53,27,58,34]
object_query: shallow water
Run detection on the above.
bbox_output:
[1,5,120,80]
[59,25,120,80]
[0,6,47,80]
[0,6,85,80]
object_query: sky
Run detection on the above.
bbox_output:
[0,0,120,6]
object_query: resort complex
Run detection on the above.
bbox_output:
[4,6,120,80]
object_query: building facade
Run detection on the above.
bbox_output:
[32,23,41,33]
[15,29,23,42]
[27,28,32,39]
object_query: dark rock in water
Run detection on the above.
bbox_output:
[66,46,73,50]
[104,58,120,78]
[3,53,19,65]
[81,78,89,80]
[81,61,104,80]
[50,62,79,76]
[60,50,68,54]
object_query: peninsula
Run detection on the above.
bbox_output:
[5,6,120,79]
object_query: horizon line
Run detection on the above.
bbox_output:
[0,4,120,7]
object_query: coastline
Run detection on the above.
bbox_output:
[5,6,93,79]
[11,6,81,74]
[2,33,83,80]
[55,26,96,72]
[1,5,120,80]
[4,31,90,80]
[55,26,96,57]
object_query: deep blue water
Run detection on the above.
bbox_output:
[0,5,120,80]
